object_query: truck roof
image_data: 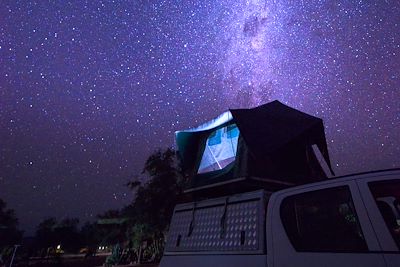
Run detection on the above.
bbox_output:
[327,168,399,181]
[275,168,400,195]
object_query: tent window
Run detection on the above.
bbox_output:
[227,124,239,138]
[198,124,240,174]
[207,130,221,146]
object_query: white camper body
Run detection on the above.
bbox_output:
[160,169,400,267]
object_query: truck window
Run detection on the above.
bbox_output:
[368,179,400,249]
[280,186,368,252]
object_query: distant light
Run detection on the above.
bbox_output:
[56,245,61,250]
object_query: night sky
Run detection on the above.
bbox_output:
[1,0,399,235]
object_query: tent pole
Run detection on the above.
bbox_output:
[207,145,222,170]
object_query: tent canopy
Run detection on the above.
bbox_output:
[176,101,334,191]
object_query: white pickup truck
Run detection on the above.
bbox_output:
[160,169,400,267]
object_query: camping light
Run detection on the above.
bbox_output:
[57,244,61,250]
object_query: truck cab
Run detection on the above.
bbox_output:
[160,169,400,267]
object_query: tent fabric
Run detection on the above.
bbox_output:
[176,100,335,191]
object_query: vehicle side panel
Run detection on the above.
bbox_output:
[267,180,386,267]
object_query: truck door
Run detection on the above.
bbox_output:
[268,180,386,267]
[357,175,400,267]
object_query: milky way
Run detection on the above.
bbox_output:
[0,0,399,234]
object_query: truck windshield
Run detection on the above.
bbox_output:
[368,179,400,249]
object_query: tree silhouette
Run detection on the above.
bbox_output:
[0,198,22,264]
[125,148,184,234]
[35,217,57,250]
[0,199,22,245]
[54,218,81,252]
[122,147,185,261]
[35,217,82,253]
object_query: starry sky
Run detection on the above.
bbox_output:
[1,0,399,235]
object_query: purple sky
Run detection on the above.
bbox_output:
[1,0,399,235]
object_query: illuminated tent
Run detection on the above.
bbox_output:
[176,101,335,195]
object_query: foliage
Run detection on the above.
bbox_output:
[35,217,58,249]
[0,199,22,265]
[55,218,81,252]
[34,217,82,253]
[123,148,185,244]
[127,223,154,248]
[1,147,184,264]
[95,209,127,245]
[97,209,121,219]
[0,198,22,249]
[124,148,183,238]
[80,222,101,247]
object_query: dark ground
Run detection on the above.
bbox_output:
[13,255,107,267]
[12,255,158,267]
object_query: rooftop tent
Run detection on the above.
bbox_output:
[176,101,335,195]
